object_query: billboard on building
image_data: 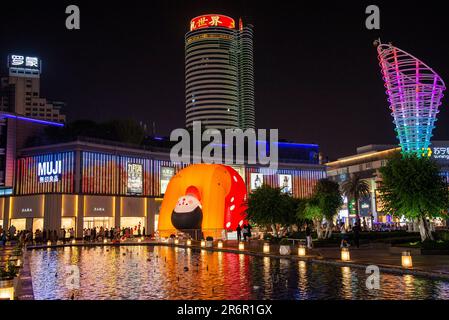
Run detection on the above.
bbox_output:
[16,152,75,195]
[127,163,143,195]
[279,174,292,194]
[8,54,41,73]
[160,167,175,194]
[250,173,263,190]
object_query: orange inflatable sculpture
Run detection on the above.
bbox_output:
[157,164,248,239]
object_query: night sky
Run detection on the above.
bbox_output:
[1,1,448,160]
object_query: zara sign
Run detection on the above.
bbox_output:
[38,160,62,183]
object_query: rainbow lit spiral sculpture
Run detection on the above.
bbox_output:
[377,42,446,155]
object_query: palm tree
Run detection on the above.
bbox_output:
[341,174,370,225]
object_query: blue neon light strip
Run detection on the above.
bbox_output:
[0,114,64,127]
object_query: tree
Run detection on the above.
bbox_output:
[246,185,296,236]
[341,174,370,224]
[313,179,343,238]
[297,197,325,239]
[378,154,449,241]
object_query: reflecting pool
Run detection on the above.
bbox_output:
[29,246,449,300]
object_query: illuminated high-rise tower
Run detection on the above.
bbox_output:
[185,14,255,130]
[377,42,446,155]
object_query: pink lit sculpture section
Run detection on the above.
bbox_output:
[377,41,446,155]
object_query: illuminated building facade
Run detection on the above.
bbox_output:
[326,143,449,226]
[0,135,325,238]
[185,14,255,130]
[0,54,66,123]
[377,43,446,155]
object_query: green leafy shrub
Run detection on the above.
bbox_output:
[422,240,449,250]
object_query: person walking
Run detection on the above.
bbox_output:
[305,224,313,249]
[340,222,349,248]
[242,224,248,241]
[246,223,252,241]
[236,224,242,242]
[352,222,361,248]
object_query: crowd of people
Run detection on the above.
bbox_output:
[0,224,147,246]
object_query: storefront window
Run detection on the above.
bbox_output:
[61,217,75,230]
[10,218,26,232]
[32,218,44,234]
[83,217,113,229]
[154,214,159,232]
[120,217,145,235]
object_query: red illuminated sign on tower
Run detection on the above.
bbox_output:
[190,14,235,31]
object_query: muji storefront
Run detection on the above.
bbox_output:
[0,141,175,238]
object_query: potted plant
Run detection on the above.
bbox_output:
[205,236,214,248]
[0,261,19,300]
[279,238,291,255]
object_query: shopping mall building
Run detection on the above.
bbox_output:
[326,143,449,226]
[0,112,326,238]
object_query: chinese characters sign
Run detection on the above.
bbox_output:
[8,54,41,72]
[127,163,143,195]
[430,146,449,161]
[190,14,235,31]
[38,160,62,183]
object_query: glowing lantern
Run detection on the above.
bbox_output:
[263,243,270,253]
[47,241,51,246]
[200,240,206,247]
[186,239,192,246]
[71,239,76,244]
[0,284,14,300]
[298,244,306,257]
[238,242,245,250]
[174,239,179,245]
[341,247,350,261]
[103,239,108,244]
[402,251,413,268]
[217,240,223,248]
[137,238,142,243]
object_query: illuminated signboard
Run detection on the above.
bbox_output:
[279,174,292,194]
[359,196,371,217]
[127,163,143,195]
[160,167,175,195]
[8,54,41,72]
[38,160,62,183]
[429,146,449,161]
[190,14,235,31]
[250,173,263,190]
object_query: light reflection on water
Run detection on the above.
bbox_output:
[29,246,449,300]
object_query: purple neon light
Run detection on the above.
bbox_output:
[377,42,446,155]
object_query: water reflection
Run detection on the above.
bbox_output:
[29,246,449,300]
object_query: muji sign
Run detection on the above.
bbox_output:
[38,160,62,183]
